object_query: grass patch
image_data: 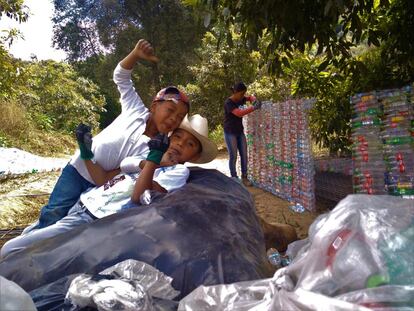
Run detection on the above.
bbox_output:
[0,197,46,229]
[0,98,29,138]
[0,99,76,156]
[0,171,61,229]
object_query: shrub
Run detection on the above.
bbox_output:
[209,124,225,150]
[0,98,31,138]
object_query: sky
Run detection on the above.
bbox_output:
[0,0,66,61]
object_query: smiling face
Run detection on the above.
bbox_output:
[150,100,189,134]
[162,128,201,165]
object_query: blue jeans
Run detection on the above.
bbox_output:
[224,131,248,178]
[1,200,94,258]
[35,164,94,229]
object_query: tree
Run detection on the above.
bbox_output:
[184,23,289,129]
[52,0,205,83]
[184,0,396,74]
[17,60,106,132]
[0,0,28,22]
[0,0,28,99]
[185,0,414,154]
[359,0,414,88]
[72,55,121,129]
[53,0,207,128]
[285,53,353,155]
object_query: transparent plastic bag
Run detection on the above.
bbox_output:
[178,194,414,311]
[0,276,37,311]
[66,259,179,311]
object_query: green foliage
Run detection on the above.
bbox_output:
[16,60,106,132]
[52,0,205,85]
[0,133,9,147]
[209,124,225,149]
[0,45,24,99]
[72,55,122,129]
[186,0,390,74]
[184,27,255,128]
[42,0,413,156]
[184,0,414,154]
[0,46,105,154]
[375,0,414,82]
[30,112,55,131]
[0,0,28,22]
[282,52,353,155]
[351,46,414,93]
[0,0,26,98]
[184,25,289,129]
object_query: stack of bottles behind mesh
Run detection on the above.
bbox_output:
[244,100,315,211]
[351,84,414,198]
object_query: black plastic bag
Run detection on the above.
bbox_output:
[0,168,271,303]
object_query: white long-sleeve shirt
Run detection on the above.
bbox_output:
[70,63,150,184]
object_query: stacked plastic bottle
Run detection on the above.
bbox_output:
[245,99,315,211]
[379,86,414,198]
[350,92,387,194]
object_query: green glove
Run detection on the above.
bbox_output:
[75,123,94,160]
[147,133,170,165]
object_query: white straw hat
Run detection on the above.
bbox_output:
[178,114,218,164]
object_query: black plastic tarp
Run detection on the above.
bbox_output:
[0,168,271,303]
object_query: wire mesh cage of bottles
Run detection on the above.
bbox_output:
[244,99,316,211]
[350,84,414,198]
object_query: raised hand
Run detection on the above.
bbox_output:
[146,133,170,165]
[75,123,94,160]
[246,95,257,102]
[133,39,159,63]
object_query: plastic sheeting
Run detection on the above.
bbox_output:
[67,259,179,310]
[0,168,271,302]
[0,276,37,311]
[178,194,414,311]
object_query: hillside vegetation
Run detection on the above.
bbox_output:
[0,51,105,155]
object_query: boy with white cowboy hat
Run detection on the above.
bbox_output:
[1,114,218,258]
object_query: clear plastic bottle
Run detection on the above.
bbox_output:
[266,247,282,267]
[281,255,292,267]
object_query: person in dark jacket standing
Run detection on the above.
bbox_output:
[223,82,261,186]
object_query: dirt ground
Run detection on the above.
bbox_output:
[248,186,326,239]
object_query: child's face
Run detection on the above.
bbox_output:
[162,128,201,165]
[151,100,188,134]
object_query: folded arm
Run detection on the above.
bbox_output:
[131,161,166,203]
